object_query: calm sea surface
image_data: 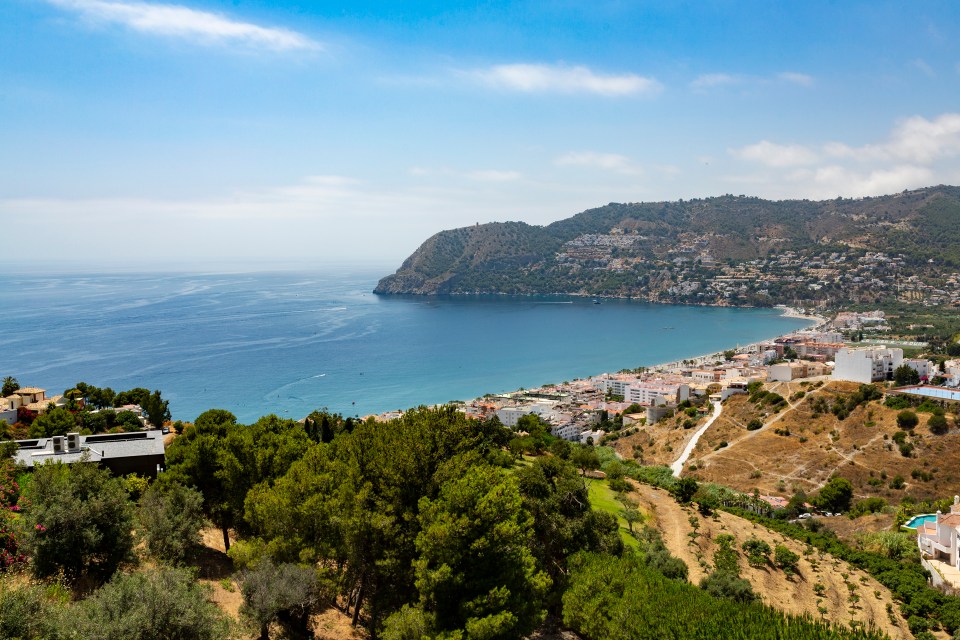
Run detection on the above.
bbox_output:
[0,268,811,423]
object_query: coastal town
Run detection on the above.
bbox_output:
[558,230,960,309]
[365,308,960,449]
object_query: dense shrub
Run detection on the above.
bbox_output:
[240,558,322,640]
[742,537,771,567]
[0,577,65,640]
[897,410,919,430]
[928,413,949,435]
[71,569,230,640]
[24,461,133,582]
[138,482,205,566]
[849,497,887,518]
[700,571,757,603]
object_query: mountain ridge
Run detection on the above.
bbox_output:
[374,185,960,307]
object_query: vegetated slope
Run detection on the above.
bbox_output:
[629,482,910,639]
[374,185,960,298]
[671,381,960,503]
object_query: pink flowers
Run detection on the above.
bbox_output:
[35,523,46,532]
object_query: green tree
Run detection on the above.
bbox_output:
[141,390,171,429]
[673,477,699,504]
[71,568,230,640]
[897,410,919,430]
[240,558,323,640]
[413,463,551,639]
[742,537,771,567]
[699,570,757,603]
[80,410,108,433]
[774,545,800,575]
[928,413,949,435]
[893,365,921,386]
[1,377,19,398]
[571,446,601,476]
[28,407,77,438]
[113,387,151,408]
[814,477,853,514]
[115,410,143,432]
[712,533,740,575]
[516,456,622,596]
[216,414,312,540]
[163,408,237,550]
[25,461,134,582]
[138,482,205,566]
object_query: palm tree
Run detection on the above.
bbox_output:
[1,376,19,397]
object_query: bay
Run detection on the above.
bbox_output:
[0,268,811,423]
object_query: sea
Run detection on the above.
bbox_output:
[0,267,812,424]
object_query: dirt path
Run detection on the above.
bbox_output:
[629,482,911,639]
[671,401,721,477]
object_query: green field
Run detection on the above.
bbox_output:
[586,478,640,549]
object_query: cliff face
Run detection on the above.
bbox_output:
[374,186,960,303]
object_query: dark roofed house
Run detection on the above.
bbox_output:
[12,430,166,478]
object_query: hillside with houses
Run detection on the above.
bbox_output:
[375,185,960,311]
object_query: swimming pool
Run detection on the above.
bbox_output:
[903,514,937,529]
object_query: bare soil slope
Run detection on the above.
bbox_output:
[678,381,960,503]
[630,482,911,639]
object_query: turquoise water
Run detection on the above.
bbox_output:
[0,268,811,423]
[896,387,960,402]
[904,514,937,529]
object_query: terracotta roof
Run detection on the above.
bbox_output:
[16,387,45,394]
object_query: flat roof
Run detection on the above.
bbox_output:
[11,430,165,468]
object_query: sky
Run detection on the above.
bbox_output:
[2,0,960,268]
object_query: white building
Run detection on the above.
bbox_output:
[917,497,960,572]
[624,382,690,406]
[598,377,633,397]
[495,402,556,428]
[554,423,588,441]
[832,346,903,384]
[904,358,934,381]
[579,429,605,445]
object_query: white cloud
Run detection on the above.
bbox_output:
[407,167,522,182]
[691,71,814,91]
[728,112,960,200]
[790,165,935,199]
[46,0,319,51]
[472,63,661,97]
[778,71,814,87]
[555,151,644,175]
[690,73,739,90]
[824,113,960,164]
[730,140,819,167]
[0,172,635,264]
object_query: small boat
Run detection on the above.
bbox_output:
[592,299,601,305]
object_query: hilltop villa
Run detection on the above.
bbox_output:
[917,497,960,572]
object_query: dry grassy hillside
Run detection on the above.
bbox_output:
[612,407,713,466]
[630,482,911,639]
[682,380,960,503]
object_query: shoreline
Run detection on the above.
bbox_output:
[441,305,828,412]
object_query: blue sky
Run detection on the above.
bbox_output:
[2,0,959,268]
